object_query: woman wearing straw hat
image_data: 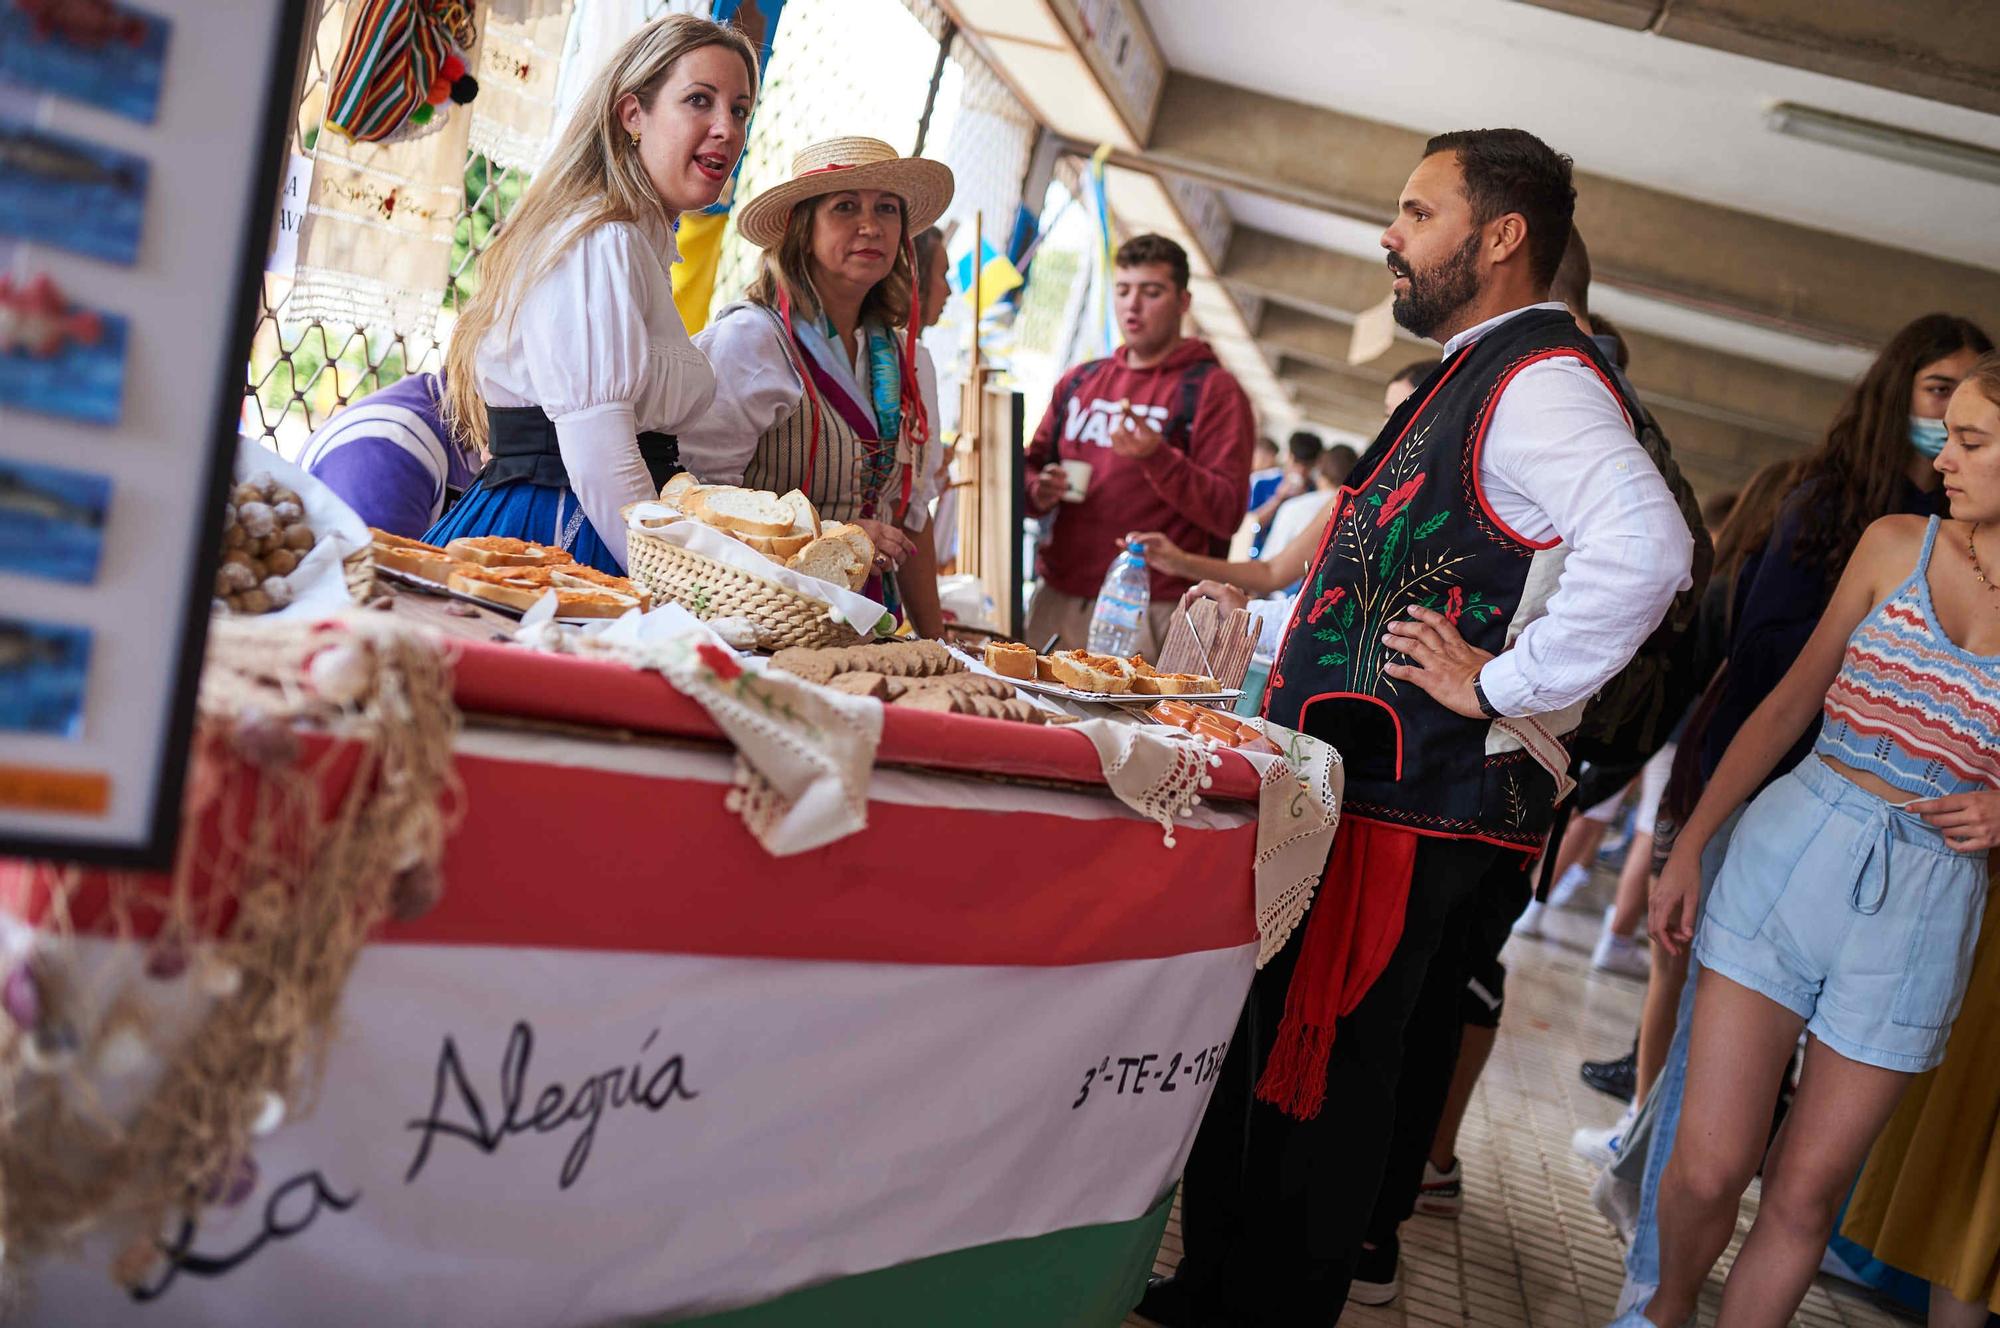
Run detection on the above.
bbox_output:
[680,137,954,636]
[424,16,758,573]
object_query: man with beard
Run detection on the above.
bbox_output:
[1137,130,1693,1326]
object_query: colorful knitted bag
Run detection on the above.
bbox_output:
[326,0,479,143]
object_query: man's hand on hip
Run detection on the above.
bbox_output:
[1382,605,1494,718]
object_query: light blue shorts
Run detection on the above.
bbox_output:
[1694,756,1988,1073]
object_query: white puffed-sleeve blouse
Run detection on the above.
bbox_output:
[474,214,715,566]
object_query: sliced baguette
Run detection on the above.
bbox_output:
[983,641,1037,680]
[1048,651,1132,695]
[369,529,457,583]
[690,486,794,537]
[444,536,574,568]
[786,535,864,588]
[1132,673,1216,695]
[816,523,876,591]
[447,568,642,618]
[823,522,875,567]
[778,489,821,539]
[660,472,703,506]
[735,530,816,560]
[448,570,544,613]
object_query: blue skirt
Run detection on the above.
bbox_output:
[424,479,623,574]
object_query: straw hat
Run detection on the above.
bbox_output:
[735,136,955,250]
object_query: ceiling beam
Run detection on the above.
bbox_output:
[1246,251,1849,444]
[1132,72,2000,350]
[1257,303,1423,383]
[1513,0,2000,118]
[936,0,1295,427]
[1274,361,1392,433]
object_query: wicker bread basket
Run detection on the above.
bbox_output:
[625,525,871,649]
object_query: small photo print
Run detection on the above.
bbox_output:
[0,457,111,584]
[0,273,129,424]
[0,2,171,124]
[0,118,148,265]
[0,617,91,739]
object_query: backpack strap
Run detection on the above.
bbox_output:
[1166,358,1217,449]
[1046,358,1111,455]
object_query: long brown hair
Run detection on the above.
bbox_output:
[1790,313,1993,584]
[443,15,759,452]
[746,196,914,330]
[1712,458,1803,603]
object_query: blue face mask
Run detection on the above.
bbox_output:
[1910,415,1950,458]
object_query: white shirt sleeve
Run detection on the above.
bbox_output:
[678,306,802,486]
[516,224,660,569]
[900,346,943,532]
[1474,358,1694,716]
[1247,595,1295,657]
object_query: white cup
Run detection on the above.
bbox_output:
[1061,458,1093,503]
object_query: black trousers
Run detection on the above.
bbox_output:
[1173,834,1519,1325]
[1365,849,1534,1245]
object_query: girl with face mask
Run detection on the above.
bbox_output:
[1613,312,1994,1318]
[1627,352,2000,1328]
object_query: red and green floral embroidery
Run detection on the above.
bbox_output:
[1302,423,1490,691]
[1418,584,1503,627]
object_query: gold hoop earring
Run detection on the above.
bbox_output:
[628,131,641,148]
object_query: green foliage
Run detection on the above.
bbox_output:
[448,155,531,309]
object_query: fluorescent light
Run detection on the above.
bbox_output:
[1767,102,2000,188]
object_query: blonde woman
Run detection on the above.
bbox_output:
[679,138,952,636]
[425,16,758,573]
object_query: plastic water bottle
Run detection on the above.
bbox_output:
[1087,541,1151,657]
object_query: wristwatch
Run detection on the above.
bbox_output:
[1471,672,1501,720]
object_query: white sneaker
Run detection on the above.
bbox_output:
[1592,924,1652,980]
[1572,1105,1638,1169]
[1512,898,1549,938]
[1548,863,1593,909]
[1591,1163,1640,1242]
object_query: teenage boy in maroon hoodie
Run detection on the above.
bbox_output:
[1022,234,1256,653]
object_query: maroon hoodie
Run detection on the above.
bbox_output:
[1024,338,1256,600]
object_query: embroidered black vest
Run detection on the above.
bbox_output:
[1264,308,1626,851]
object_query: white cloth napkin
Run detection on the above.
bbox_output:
[514,612,883,856]
[1237,720,1343,968]
[1069,715,1342,969]
[624,505,891,635]
[234,437,369,621]
[1071,719,1224,851]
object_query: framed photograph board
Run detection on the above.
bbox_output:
[0,0,311,868]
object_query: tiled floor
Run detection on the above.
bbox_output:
[1128,873,1917,1328]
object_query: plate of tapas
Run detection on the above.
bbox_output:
[369,531,652,623]
[976,642,1240,707]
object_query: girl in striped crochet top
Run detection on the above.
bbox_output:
[1622,352,2000,1328]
